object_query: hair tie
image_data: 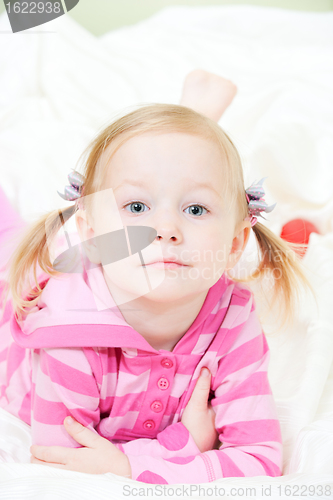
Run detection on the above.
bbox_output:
[57,172,276,226]
[245,177,277,227]
[57,170,85,202]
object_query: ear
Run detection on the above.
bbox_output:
[75,209,101,264]
[226,220,251,271]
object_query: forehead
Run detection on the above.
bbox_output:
[101,132,227,185]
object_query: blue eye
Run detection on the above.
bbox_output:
[185,205,209,216]
[123,202,209,216]
[124,201,149,214]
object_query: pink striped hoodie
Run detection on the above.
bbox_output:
[0,259,282,484]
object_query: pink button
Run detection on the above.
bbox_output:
[143,420,155,430]
[151,400,163,412]
[161,358,173,368]
[157,377,169,390]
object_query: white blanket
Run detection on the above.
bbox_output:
[0,5,332,497]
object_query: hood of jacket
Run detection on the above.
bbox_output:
[10,256,235,353]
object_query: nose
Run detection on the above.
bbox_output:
[153,210,182,243]
[156,234,176,241]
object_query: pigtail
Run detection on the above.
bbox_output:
[231,220,318,331]
[0,204,77,323]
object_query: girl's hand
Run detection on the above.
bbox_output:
[181,367,220,453]
[30,367,218,473]
[30,417,132,477]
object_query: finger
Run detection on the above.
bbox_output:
[63,417,104,449]
[30,445,70,465]
[30,456,67,469]
[188,367,212,411]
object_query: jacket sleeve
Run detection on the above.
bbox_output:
[115,421,202,459]
[30,344,200,458]
[30,346,101,446]
[122,295,283,484]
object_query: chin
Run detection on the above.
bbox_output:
[139,280,202,303]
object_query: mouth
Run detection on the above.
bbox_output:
[143,260,189,268]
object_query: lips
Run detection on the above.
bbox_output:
[144,259,189,266]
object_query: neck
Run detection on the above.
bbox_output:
[102,271,209,351]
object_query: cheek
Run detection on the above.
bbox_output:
[102,254,142,279]
[91,189,125,234]
[102,255,166,296]
[200,230,233,264]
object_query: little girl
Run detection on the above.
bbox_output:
[0,71,313,484]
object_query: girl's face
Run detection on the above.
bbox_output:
[77,132,251,306]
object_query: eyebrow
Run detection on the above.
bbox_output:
[114,180,222,200]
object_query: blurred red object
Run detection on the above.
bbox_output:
[280,218,320,258]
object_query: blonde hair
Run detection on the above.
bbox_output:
[0,103,316,328]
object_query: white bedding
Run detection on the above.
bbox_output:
[0,4,333,497]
